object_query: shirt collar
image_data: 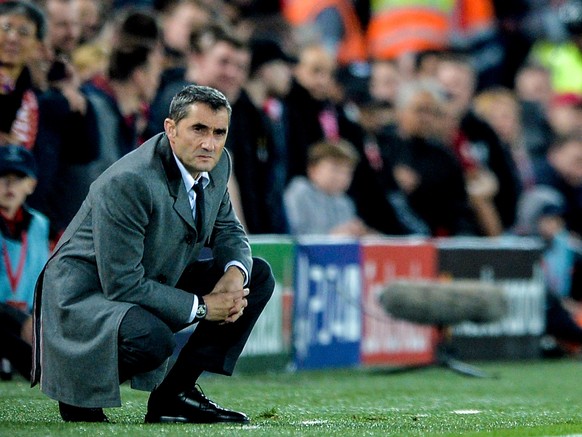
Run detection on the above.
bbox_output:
[172,152,209,191]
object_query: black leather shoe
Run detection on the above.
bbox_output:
[144,385,250,424]
[59,401,109,422]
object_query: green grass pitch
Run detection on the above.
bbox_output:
[2,359,582,436]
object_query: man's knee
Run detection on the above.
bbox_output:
[118,307,176,373]
[250,257,275,300]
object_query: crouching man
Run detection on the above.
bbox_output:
[32,85,274,423]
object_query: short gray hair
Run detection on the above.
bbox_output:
[395,79,447,110]
[168,85,232,124]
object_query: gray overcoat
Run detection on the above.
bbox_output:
[31,133,252,408]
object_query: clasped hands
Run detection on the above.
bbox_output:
[202,266,248,324]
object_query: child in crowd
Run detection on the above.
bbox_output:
[0,145,50,379]
[284,139,376,237]
[515,185,582,355]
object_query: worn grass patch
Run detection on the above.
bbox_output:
[2,359,582,436]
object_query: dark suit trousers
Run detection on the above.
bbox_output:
[118,257,274,384]
[0,303,32,379]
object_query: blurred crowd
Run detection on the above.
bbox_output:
[2,0,582,375]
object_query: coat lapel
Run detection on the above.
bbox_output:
[157,135,197,231]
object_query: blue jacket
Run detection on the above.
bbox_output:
[0,207,50,312]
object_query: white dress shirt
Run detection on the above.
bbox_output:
[173,153,248,323]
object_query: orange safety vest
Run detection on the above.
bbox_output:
[367,0,454,60]
[367,0,495,60]
[452,0,496,40]
[282,0,368,65]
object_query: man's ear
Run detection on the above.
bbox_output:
[164,118,176,138]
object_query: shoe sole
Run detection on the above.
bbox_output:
[145,414,250,424]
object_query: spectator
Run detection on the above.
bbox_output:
[514,62,555,160]
[82,42,163,181]
[515,62,554,112]
[32,0,87,120]
[245,38,297,233]
[413,49,443,81]
[215,34,285,234]
[435,53,522,232]
[361,58,400,146]
[388,79,478,236]
[0,0,46,149]
[284,138,376,237]
[473,87,537,191]
[28,54,99,242]
[369,58,401,107]
[286,42,345,178]
[154,0,212,70]
[76,0,106,44]
[0,145,49,380]
[533,133,582,238]
[350,87,396,175]
[546,93,582,138]
[37,0,82,59]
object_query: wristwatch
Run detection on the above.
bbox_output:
[195,296,207,321]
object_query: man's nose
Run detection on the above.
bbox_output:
[201,136,216,150]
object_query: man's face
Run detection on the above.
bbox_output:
[162,2,210,53]
[77,0,102,43]
[398,91,442,139]
[549,140,582,187]
[164,103,230,179]
[46,0,81,56]
[0,13,39,68]
[436,61,475,118]
[515,68,553,107]
[370,61,400,103]
[194,41,250,102]
[261,60,293,97]
[294,46,335,101]
[0,173,35,216]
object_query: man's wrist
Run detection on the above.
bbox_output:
[226,264,247,284]
[194,295,207,321]
[231,265,246,282]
